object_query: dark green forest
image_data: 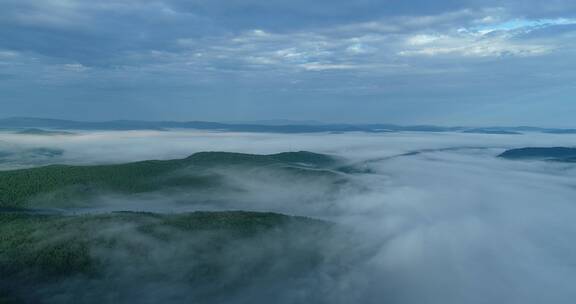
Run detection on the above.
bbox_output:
[0,211,357,303]
[0,151,344,209]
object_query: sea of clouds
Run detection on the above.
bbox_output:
[2,130,576,303]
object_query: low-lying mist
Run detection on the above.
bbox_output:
[2,130,576,303]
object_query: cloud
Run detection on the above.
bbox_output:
[397,17,576,58]
[399,32,553,57]
[472,18,576,34]
[1,1,576,124]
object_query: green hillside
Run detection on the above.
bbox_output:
[0,211,354,303]
[0,151,345,208]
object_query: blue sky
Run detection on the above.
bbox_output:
[1,0,576,126]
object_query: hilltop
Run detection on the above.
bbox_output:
[0,151,347,209]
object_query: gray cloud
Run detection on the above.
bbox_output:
[1,0,576,125]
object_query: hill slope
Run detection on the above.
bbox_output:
[0,211,356,304]
[0,151,345,208]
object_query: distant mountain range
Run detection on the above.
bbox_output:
[1,117,576,134]
[14,128,76,136]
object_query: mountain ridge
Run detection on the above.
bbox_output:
[3,117,576,134]
[0,151,346,209]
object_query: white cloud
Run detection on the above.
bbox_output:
[400,33,553,57]
[399,16,570,58]
[63,63,90,72]
[473,18,576,34]
[299,62,358,71]
[250,29,270,37]
[406,34,443,46]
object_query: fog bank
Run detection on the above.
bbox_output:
[2,130,576,303]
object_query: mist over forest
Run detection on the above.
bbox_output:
[3,0,576,301]
[2,129,576,303]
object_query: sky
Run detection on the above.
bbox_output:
[1,0,576,126]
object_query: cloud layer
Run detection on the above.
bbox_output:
[1,1,576,125]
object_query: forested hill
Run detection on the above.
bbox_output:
[0,211,355,304]
[498,147,576,162]
[0,151,344,209]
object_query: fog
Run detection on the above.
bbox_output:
[2,130,576,303]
